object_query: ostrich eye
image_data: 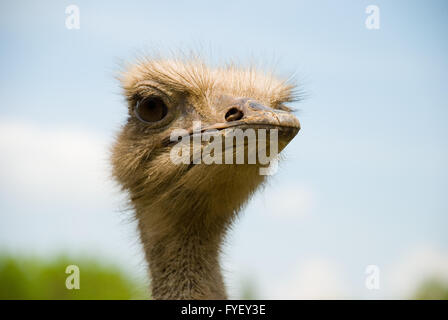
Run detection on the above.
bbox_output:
[135,97,168,123]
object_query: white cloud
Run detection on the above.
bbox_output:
[0,120,144,276]
[265,245,448,300]
[0,120,119,208]
[270,258,350,299]
[254,184,315,219]
[386,244,448,298]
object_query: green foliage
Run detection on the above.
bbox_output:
[0,254,149,300]
[239,277,259,300]
[413,277,448,300]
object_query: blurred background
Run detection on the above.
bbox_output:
[0,0,447,299]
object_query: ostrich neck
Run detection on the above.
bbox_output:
[136,203,230,300]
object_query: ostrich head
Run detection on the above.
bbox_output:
[111,58,301,299]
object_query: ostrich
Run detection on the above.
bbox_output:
[111,57,301,299]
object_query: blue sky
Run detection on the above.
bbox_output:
[1,0,447,298]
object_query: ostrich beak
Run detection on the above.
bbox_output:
[204,99,301,144]
[236,100,300,136]
[161,99,300,148]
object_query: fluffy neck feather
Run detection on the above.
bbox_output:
[136,199,230,299]
[133,164,264,299]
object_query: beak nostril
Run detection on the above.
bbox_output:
[225,107,244,122]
